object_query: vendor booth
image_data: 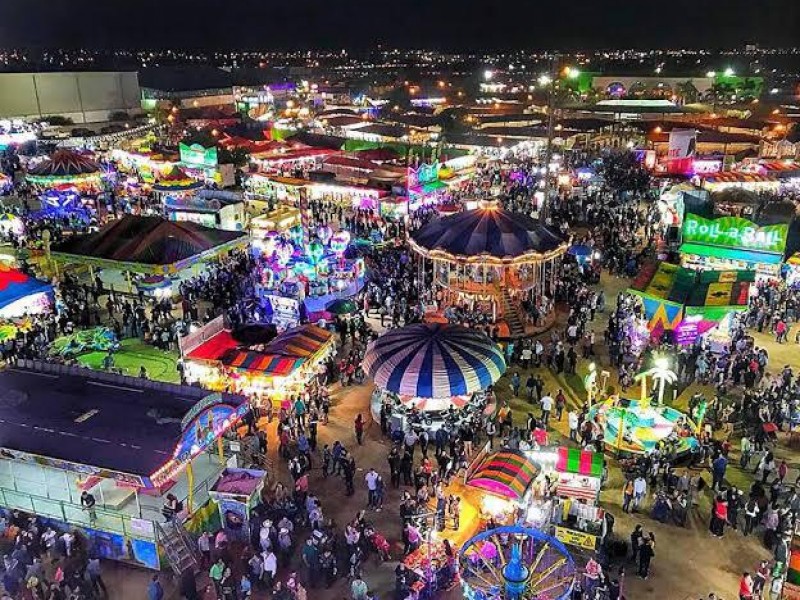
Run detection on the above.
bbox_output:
[208,468,267,542]
[465,446,606,551]
[629,261,754,345]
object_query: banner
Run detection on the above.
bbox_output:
[668,129,697,159]
[682,213,788,254]
[554,526,597,551]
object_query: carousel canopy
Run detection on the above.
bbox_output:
[465,449,540,501]
[152,166,204,192]
[362,323,506,398]
[51,215,246,266]
[28,150,101,177]
[410,207,566,261]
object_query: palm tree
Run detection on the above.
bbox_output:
[634,357,678,408]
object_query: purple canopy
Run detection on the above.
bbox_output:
[410,207,565,260]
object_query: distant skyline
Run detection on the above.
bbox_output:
[0,0,798,51]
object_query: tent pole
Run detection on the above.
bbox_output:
[186,462,194,514]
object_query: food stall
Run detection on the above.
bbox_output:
[465,447,545,527]
[549,447,605,552]
[464,446,607,551]
[208,468,267,542]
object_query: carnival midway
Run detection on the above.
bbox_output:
[0,77,800,600]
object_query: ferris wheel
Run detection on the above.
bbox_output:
[458,525,577,600]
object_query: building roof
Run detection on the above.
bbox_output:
[0,365,243,478]
[52,215,246,266]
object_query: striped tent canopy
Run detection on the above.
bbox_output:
[220,350,305,377]
[28,150,101,177]
[556,447,604,478]
[466,450,540,501]
[362,323,505,398]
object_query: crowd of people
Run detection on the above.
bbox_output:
[1,142,800,600]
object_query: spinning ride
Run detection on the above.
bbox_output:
[459,525,577,600]
[589,397,700,456]
[363,322,505,429]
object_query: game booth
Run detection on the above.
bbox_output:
[180,317,335,407]
[363,323,505,433]
[629,261,754,348]
[0,360,249,572]
[680,213,788,280]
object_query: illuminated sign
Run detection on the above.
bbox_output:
[682,213,788,254]
[179,143,218,169]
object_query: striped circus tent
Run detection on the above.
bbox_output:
[362,323,506,398]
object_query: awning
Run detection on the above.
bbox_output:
[267,324,333,358]
[220,350,305,377]
[465,449,540,501]
[556,447,604,478]
[680,242,783,266]
[186,330,239,361]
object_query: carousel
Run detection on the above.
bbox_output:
[363,322,505,432]
[409,202,568,331]
[459,525,577,600]
[25,150,103,193]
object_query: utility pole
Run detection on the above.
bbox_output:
[541,52,560,222]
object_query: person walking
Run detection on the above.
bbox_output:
[630,524,643,563]
[365,468,379,509]
[147,574,164,600]
[637,536,654,579]
[354,414,365,445]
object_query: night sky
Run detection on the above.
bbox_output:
[0,0,797,50]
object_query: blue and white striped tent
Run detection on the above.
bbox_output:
[362,323,506,398]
